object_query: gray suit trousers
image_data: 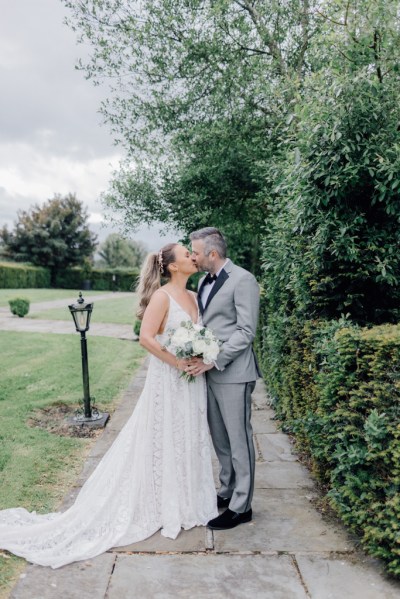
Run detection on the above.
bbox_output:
[207,379,256,514]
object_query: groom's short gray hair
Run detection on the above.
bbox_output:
[190,227,227,258]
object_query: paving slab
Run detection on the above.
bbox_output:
[252,410,277,434]
[251,380,270,410]
[106,554,308,599]
[255,461,315,490]
[213,490,352,553]
[296,554,400,599]
[10,553,115,599]
[113,525,208,553]
[256,432,299,462]
[106,405,136,432]
[87,428,120,458]
[72,456,102,486]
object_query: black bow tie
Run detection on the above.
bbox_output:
[204,273,218,285]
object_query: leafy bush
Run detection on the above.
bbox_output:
[8,298,30,318]
[260,74,400,339]
[259,318,400,576]
[0,262,51,288]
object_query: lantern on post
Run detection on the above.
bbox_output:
[68,292,103,422]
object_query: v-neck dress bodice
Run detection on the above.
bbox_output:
[156,289,200,348]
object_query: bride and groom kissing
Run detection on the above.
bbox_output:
[0,227,260,568]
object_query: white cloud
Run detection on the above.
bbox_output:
[0,1,178,252]
[0,38,30,70]
[0,141,121,220]
[88,212,105,225]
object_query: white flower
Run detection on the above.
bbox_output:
[170,327,192,346]
[192,338,208,355]
[166,322,221,375]
[203,341,220,363]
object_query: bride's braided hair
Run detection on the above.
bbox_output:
[136,243,178,320]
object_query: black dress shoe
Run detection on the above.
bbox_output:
[207,508,252,530]
[217,495,231,509]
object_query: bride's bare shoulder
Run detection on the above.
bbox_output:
[150,287,170,305]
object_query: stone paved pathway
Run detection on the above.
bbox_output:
[9,361,400,599]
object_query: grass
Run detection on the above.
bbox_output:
[30,294,139,325]
[0,289,139,326]
[0,331,146,596]
[0,288,113,308]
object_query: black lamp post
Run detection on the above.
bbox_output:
[68,292,102,422]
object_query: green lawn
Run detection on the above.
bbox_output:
[0,288,113,308]
[0,331,146,596]
[30,294,139,325]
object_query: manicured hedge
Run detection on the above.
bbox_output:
[55,267,140,292]
[0,262,51,288]
[259,319,400,575]
[0,262,139,291]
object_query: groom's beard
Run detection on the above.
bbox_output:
[195,260,211,273]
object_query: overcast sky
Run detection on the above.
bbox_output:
[0,0,177,251]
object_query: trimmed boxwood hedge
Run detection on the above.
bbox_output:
[0,262,51,288]
[0,262,139,292]
[258,318,400,576]
[55,267,140,292]
[8,298,30,317]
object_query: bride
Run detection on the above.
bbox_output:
[0,243,218,568]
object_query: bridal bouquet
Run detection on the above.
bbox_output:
[166,321,221,382]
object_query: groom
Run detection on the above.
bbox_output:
[188,227,260,530]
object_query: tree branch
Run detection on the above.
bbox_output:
[315,8,347,27]
[295,0,311,74]
[373,29,383,83]
[233,0,287,75]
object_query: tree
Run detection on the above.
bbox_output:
[97,233,147,268]
[261,0,400,325]
[0,194,97,283]
[64,0,317,268]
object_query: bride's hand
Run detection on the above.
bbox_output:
[176,358,191,371]
[185,359,214,376]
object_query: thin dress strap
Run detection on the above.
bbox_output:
[158,288,171,299]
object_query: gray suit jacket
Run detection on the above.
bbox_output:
[198,259,261,384]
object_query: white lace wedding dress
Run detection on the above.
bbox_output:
[0,291,218,568]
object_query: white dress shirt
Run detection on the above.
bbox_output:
[200,260,228,307]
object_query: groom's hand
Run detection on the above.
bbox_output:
[186,357,214,376]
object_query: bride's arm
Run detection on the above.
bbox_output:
[139,290,188,371]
